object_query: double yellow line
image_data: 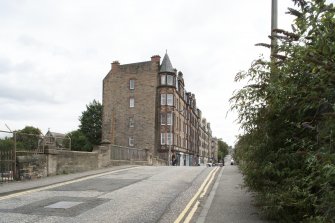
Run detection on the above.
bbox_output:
[174,167,221,223]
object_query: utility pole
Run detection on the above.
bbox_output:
[271,0,278,81]
[271,0,278,59]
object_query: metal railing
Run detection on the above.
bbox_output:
[110,145,147,161]
[0,130,15,182]
[0,129,71,182]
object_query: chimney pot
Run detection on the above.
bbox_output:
[111,61,120,70]
[151,55,161,63]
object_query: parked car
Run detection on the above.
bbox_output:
[206,163,213,167]
[230,159,234,165]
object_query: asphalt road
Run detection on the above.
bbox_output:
[0,161,269,223]
[0,166,214,223]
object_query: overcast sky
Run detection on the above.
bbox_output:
[0,0,314,145]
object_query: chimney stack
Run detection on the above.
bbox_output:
[111,61,120,71]
[151,55,161,63]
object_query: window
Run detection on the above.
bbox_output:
[167,75,173,85]
[161,133,166,145]
[129,136,134,146]
[129,117,134,127]
[161,94,166,105]
[161,94,173,106]
[167,133,173,145]
[130,98,134,107]
[161,75,166,85]
[129,79,135,90]
[161,113,166,125]
[167,113,173,125]
[167,94,173,106]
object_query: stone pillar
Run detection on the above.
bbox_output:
[45,147,59,176]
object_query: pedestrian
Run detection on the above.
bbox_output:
[172,154,177,166]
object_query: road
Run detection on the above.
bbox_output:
[0,166,219,223]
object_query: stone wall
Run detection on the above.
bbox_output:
[48,150,99,175]
[15,144,162,180]
[17,154,47,180]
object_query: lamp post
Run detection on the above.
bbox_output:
[168,108,186,166]
[168,125,172,166]
[167,110,173,166]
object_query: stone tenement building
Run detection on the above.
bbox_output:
[102,53,218,166]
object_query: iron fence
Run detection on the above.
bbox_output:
[0,129,70,182]
[0,130,15,182]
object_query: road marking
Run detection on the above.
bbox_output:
[174,167,220,223]
[184,200,200,223]
[200,167,218,198]
[196,166,225,223]
[0,167,140,201]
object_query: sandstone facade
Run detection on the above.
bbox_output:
[102,53,218,165]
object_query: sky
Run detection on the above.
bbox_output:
[0,0,310,145]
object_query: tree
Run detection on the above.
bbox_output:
[0,137,14,151]
[230,0,335,221]
[16,126,42,151]
[79,100,102,145]
[218,140,229,162]
[66,130,92,152]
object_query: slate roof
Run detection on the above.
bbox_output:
[160,53,175,73]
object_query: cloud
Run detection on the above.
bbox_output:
[0,0,304,145]
[0,83,58,103]
[0,57,11,73]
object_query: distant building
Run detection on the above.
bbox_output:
[102,53,216,165]
[44,130,69,149]
[211,137,219,163]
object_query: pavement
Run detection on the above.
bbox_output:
[196,162,270,223]
[0,163,269,223]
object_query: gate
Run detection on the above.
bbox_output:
[0,130,15,182]
[0,130,46,182]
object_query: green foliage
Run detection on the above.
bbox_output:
[66,130,92,152]
[16,126,42,151]
[0,137,14,151]
[79,100,102,145]
[231,0,335,221]
[218,140,229,162]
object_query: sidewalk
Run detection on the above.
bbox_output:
[197,164,270,223]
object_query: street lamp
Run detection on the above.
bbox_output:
[167,107,186,166]
[168,125,172,166]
